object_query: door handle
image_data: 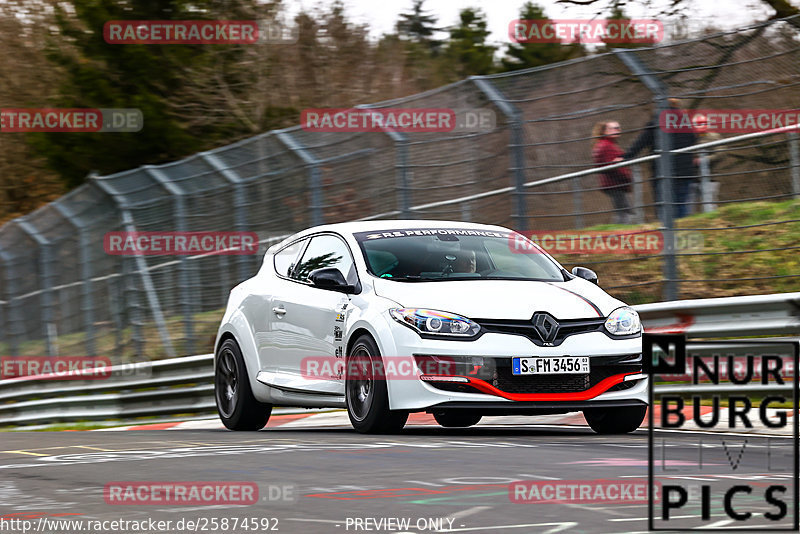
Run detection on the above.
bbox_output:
[272,306,287,317]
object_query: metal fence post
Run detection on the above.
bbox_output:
[92,176,176,359]
[615,49,678,301]
[572,178,584,229]
[15,219,57,356]
[510,121,528,231]
[53,202,96,356]
[109,272,123,355]
[655,98,677,301]
[471,77,528,231]
[392,132,412,219]
[145,166,194,355]
[122,250,144,358]
[699,151,713,213]
[122,207,172,359]
[201,151,251,281]
[632,165,644,224]
[789,131,799,199]
[276,130,323,227]
[354,105,412,219]
[461,202,472,222]
[0,250,19,356]
[0,296,4,357]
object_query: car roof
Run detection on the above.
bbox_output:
[297,220,514,237]
[266,220,518,253]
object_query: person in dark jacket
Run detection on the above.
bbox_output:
[592,120,632,224]
[624,98,698,220]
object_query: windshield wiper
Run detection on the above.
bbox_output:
[380,275,424,281]
[380,275,473,282]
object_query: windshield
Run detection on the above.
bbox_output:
[354,228,566,282]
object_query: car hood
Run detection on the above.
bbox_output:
[372,277,624,320]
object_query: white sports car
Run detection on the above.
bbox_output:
[214,220,647,434]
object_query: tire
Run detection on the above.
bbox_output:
[345,334,408,434]
[583,404,647,434]
[215,338,272,431]
[432,411,482,428]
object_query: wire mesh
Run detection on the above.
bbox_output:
[0,16,798,363]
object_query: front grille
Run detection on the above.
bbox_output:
[425,354,641,395]
[495,356,640,394]
[475,317,605,347]
[494,371,590,394]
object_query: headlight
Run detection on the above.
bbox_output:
[604,306,641,336]
[390,308,480,338]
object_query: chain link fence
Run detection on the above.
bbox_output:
[1,16,799,363]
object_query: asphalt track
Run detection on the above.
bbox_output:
[1,414,795,534]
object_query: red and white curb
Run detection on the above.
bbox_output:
[94,407,793,435]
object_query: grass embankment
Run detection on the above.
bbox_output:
[577,198,800,305]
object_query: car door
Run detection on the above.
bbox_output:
[254,237,307,376]
[267,233,357,395]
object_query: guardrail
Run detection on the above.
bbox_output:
[0,354,214,426]
[637,292,800,337]
[1,292,798,427]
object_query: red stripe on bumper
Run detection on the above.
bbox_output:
[433,372,641,401]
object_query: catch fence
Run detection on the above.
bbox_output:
[1,16,799,363]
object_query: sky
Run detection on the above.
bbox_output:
[284,0,792,46]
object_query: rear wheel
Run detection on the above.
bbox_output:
[432,411,482,428]
[583,405,646,434]
[345,335,408,434]
[215,338,272,431]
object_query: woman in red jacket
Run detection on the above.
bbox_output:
[592,121,632,224]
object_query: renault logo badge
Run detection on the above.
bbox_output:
[532,313,560,343]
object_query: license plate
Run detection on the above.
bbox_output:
[512,356,590,375]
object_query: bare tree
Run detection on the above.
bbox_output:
[555,0,799,26]
[0,1,65,223]
[169,2,443,141]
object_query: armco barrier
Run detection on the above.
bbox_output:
[0,354,214,426]
[1,292,799,427]
[637,292,800,337]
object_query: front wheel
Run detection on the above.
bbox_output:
[345,335,408,434]
[215,338,272,431]
[432,411,482,428]
[583,405,646,434]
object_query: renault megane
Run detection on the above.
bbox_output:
[214,220,646,434]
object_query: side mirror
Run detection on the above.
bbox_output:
[571,266,598,285]
[308,268,357,294]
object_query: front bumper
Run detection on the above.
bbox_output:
[381,323,647,411]
[426,399,647,416]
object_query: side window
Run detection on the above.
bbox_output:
[291,235,356,283]
[273,239,306,277]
